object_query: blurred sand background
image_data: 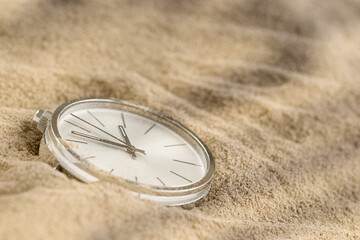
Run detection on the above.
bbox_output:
[1,0,360,239]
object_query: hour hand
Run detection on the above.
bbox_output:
[119,125,136,158]
[71,131,146,155]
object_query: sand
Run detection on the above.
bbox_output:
[1,0,360,239]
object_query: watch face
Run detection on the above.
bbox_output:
[44,99,214,206]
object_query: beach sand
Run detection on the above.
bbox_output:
[1,0,360,239]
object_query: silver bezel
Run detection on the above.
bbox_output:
[44,98,215,206]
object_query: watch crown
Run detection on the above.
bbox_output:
[32,110,53,133]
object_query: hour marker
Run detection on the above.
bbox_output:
[121,113,126,128]
[164,144,187,148]
[65,139,87,144]
[173,159,201,166]
[64,120,91,133]
[144,124,155,135]
[109,169,114,174]
[87,111,105,127]
[135,176,138,182]
[71,113,126,144]
[83,156,96,160]
[156,177,166,186]
[170,170,192,183]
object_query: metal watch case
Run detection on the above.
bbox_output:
[32,98,215,207]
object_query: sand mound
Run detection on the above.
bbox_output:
[1,0,360,239]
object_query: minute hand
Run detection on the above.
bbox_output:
[71,131,146,155]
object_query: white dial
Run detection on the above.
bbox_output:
[57,108,205,188]
[36,99,215,206]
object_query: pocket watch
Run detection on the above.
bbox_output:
[32,98,215,207]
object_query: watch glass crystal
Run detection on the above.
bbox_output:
[43,99,214,206]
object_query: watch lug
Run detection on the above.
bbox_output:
[32,110,53,133]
